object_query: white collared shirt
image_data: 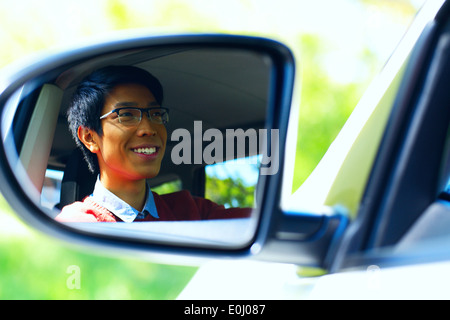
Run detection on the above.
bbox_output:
[90,176,159,222]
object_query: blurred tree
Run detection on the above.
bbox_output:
[292,34,370,192]
[206,176,255,208]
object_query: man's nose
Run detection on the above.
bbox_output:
[137,112,157,136]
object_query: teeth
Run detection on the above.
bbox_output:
[133,147,156,155]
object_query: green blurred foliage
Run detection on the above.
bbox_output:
[0,196,196,299]
[152,179,183,195]
[0,240,195,299]
[292,34,371,191]
[206,177,255,208]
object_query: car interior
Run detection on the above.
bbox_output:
[6,46,272,217]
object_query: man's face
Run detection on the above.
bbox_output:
[92,83,167,184]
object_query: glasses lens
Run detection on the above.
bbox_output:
[117,108,141,125]
[149,108,169,124]
[115,107,169,125]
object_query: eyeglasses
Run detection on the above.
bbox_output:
[99,107,169,126]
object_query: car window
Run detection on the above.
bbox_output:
[41,169,63,210]
[204,155,260,208]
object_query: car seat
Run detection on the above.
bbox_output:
[58,147,97,208]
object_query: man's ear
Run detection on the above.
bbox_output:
[77,126,99,153]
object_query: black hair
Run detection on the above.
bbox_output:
[67,65,164,173]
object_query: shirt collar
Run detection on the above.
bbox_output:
[90,176,159,222]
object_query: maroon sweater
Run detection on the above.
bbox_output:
[55,190,252,222]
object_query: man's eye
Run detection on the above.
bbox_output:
[118,109,140,118]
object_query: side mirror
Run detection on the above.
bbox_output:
[0,34,344,268]
[0,34,295,260]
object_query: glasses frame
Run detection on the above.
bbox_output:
[99,106,169,125]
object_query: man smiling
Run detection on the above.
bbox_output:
[56,65,251,222]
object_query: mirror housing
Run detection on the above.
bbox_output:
[0,34,300,264]
[0,33,347,269]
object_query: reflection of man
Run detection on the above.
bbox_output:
[56,66,251,222]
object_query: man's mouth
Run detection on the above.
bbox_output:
[132,147,158,155]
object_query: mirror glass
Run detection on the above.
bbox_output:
[1,45,276,249]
